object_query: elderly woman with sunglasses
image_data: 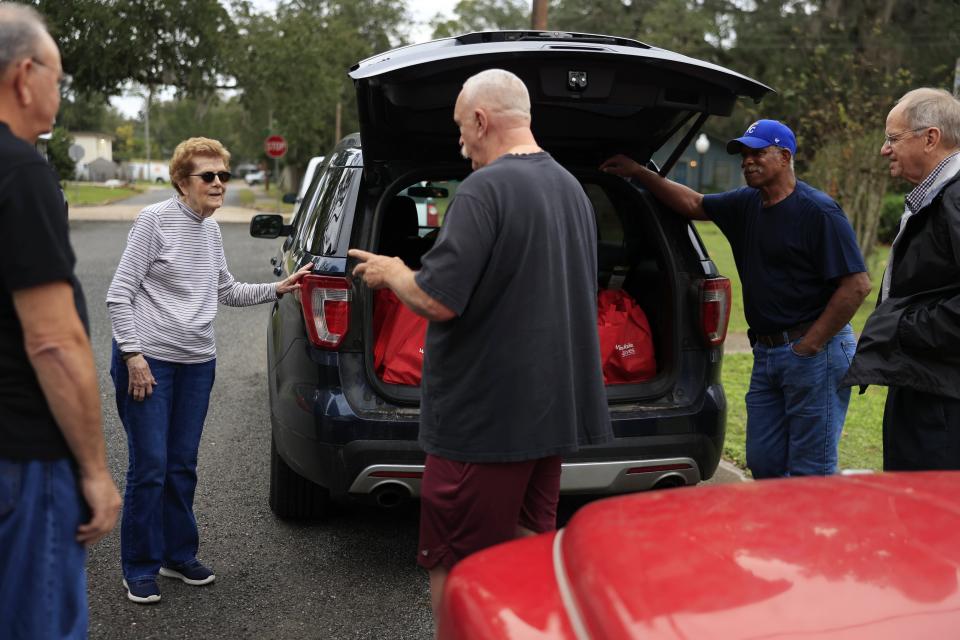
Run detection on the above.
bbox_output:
[106,137,310,604]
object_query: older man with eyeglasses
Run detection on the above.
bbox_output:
[843,88,960,470]
[0,4,121,638]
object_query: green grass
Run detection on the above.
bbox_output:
[236,188,255,207]
[64,182,141,206]
[697,220,890,473]
[251,184,294,214]
[720,353,751,469]
[720,353,887,474]
[695,222,746,332]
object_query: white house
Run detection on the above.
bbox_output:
[72,131,116,180]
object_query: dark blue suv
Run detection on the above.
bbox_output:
[250,31,769,518]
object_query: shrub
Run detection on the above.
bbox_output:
[47,127,76,181]
[877,193,904,244]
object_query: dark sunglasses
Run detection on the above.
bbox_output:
[189,171,232,183]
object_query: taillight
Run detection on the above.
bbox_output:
[300,275,351,349]
[426,203,439,227]
[700,277,731,346]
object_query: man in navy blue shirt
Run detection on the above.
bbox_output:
[602,120,871,478]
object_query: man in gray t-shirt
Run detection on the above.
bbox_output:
[349,68,611,626]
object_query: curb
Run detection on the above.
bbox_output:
[68,204,264,225]
[704,459,751,485]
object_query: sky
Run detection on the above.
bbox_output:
[109,0,462,117]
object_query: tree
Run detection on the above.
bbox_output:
[112,122,144,163]
[36,0,236,96]
[230,0,408,170]
[550,0,732,60]
[148,95,258,161]
[430,0,528,39]
[58,93,125,134]
[807,133,890,258]
[47,127,75,181]
[722,0,960,256]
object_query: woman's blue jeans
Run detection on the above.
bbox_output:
[745,325,856,478]
[110,342,216,582]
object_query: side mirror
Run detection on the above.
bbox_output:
[249,214,291,239]
[282,192,298,204]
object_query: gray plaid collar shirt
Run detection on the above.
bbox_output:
[906,150,960,213]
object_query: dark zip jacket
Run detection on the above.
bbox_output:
[841,169,960,399]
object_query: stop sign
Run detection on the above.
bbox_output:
[264,135,287,159]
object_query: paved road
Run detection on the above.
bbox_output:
[72,217,743,639]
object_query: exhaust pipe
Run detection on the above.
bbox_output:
[652,474,687,490]
[372,483,412,508]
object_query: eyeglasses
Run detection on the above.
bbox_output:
[189,171,232,183]
[29,57,68,92]
[883,127,927,146]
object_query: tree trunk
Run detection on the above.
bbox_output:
[808,135,890,261]
[531,0,549,30]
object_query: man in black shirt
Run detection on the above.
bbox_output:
[0,5,120,638]
[350,68,611,627]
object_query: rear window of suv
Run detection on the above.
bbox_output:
[293,163,361,256]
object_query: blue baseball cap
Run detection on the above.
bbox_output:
[726,119,797,155]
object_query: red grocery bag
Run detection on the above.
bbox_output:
[373,289,427,385]
[597,289,657,384]
[373,289,400,372]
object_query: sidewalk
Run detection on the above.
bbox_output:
[69,203,264,225]
[705,459,750,484]
[725,332,750,353]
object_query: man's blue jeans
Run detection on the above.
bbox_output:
[0,458,87,639]
[110,343,216,582]
[745,324,856,478]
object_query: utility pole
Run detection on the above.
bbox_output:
[144,86,152,182]
[531,0,548,30]
[266,107,272,193]
[334,101,342,147]
[954,56,959,97]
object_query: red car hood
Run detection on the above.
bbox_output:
[442,472,960,639]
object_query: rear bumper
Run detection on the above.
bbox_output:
[348,456,700,498]
[272,375,725,499]
[274,423,719,500]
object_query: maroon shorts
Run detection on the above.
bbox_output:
[417,454,562,571]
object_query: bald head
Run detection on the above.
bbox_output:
[459,69,531,126]
[0,3,48,77]
[453,68,540,170]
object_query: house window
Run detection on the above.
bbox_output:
[714,162,732,190]
[673,162,688,186]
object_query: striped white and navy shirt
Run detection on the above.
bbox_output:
[107,197,277,363]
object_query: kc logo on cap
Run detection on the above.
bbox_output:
[726,119,797,156]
